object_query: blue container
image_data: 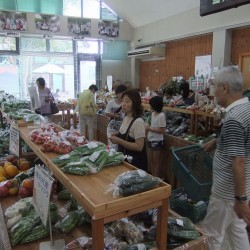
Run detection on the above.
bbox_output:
[172,144,213,202]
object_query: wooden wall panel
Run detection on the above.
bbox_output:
[140,34,213,91]
[231,27,250,65]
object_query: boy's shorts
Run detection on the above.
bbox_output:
[147,140,164,149]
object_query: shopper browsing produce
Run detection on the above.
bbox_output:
[177,80,195,106]
[109,89,147,171]
[78,84,98,141]
[145,96,166,177]
[36,77,54,116]
[105,84,127,145]
[202,66,250,249]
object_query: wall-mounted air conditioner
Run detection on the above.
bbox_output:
[127,46,165,60]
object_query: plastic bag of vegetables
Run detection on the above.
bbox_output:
[107,170,160,198]
[23,113,44,123]
[109,218,144,245]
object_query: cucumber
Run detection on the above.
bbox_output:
[57,210,80,233]
[119,179,160,196]
[62,164,91,175]
[9,217,35,246]
[20,223,49,243]
[58,189,71,200]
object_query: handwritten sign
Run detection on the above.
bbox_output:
[9,124,19,157]
[33,165,53,227]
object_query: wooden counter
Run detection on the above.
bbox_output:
[18,126,171,250]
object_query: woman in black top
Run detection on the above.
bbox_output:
[109,90,147,171]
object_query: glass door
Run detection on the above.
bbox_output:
[77,54,101,93]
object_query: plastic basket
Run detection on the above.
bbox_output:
[172,144,213,202]
[170,187,208,223]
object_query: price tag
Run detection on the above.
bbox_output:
[89,151,100,162]
[59,154,70,160]
[176,218,184,226]
[87,141,98,149]
[33,165,53,227]
[9,124,20,157]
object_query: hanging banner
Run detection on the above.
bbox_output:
[68,17,91,36]
[98,20,119,38]
[33,165,53,227]
[9,124,19,157]
[0,11,27,32]
[34,14,60,33]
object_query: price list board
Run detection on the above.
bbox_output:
[9,124,20,157]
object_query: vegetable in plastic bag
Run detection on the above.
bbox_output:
[107,170,160,197]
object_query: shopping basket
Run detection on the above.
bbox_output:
[172,144,213,202]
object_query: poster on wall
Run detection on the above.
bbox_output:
[34,14,60,33]
[195,55,211,79]
[0,11,27,32]
[98,20,119,38]
[68,17,91,37]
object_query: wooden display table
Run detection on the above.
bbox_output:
[18,125,171,250]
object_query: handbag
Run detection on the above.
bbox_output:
[50,102,59,114]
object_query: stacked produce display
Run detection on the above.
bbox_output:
[0,93,208,249]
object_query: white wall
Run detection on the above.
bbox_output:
[133,5,250,46]
[102,60,131,86]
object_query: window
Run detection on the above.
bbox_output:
[0,55,19,98]
[102,41,129,61]
[101,2,119,21]
[20,37,46,52]
[0,37,17,51]
[76,40,101,54]
[0,36,75,100]
[1,0,120,21]
[50,39,73,53]
[82,0,100,19]
[20,55,75,100]
[63,0,81,17]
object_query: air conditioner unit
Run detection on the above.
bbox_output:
[127,46,165,59]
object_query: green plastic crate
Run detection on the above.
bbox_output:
[170,187,208,223]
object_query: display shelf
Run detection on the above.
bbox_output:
[18,125,171,250]
[0,196,91,250]
[142,103,195,134]
[194,110,219,136]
